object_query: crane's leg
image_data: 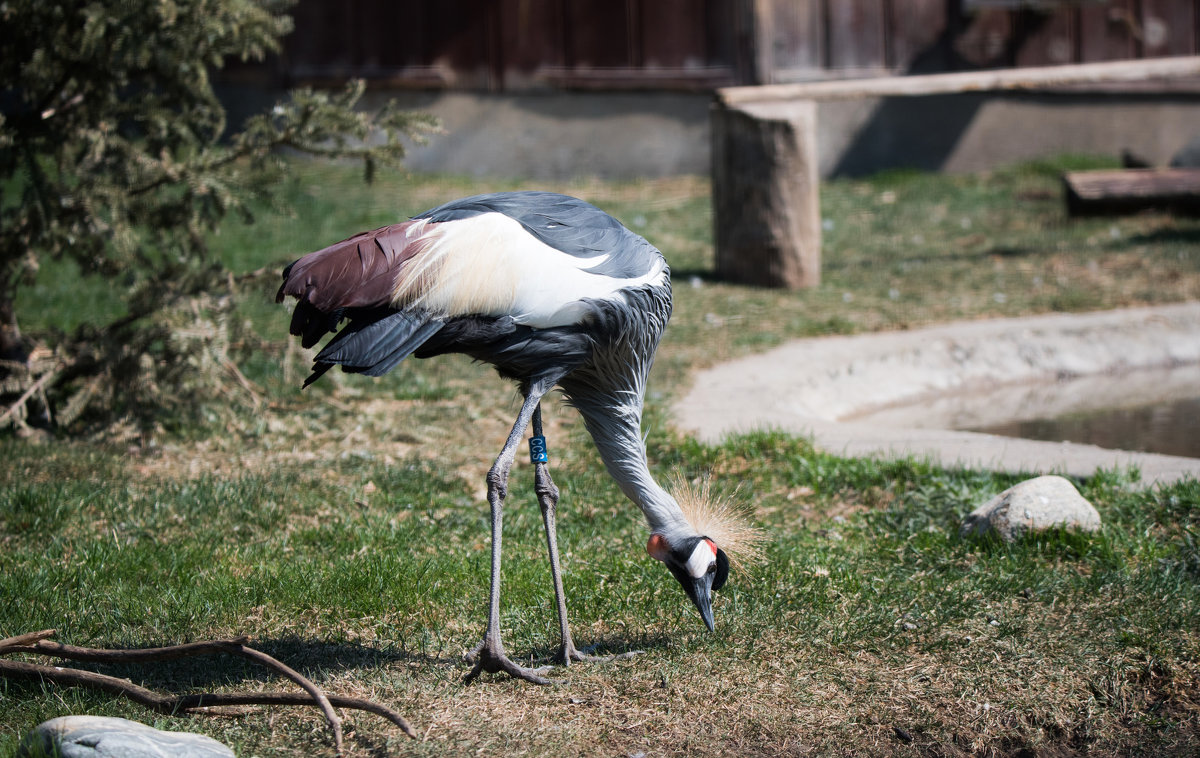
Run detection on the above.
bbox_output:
[530,403,580,664]
[464,378,557,686]
[532,404,642,667]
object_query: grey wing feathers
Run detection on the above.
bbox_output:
[306,309,443,386]
[414,191,661,280]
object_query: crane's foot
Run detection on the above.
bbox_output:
[464,638,553,686]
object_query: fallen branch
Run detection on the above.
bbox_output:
[221,357,264,407]
[0,364,59,427]
[0,630,417,753]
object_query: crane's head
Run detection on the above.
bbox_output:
[646,479,763,632]
[647,533,728,631]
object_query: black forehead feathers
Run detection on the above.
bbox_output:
[713,548,729,591]
[669,535,708,561]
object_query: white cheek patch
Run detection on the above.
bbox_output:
[684,540,717,579]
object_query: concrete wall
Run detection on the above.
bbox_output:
[369,91,712,180]
[223,86,1200,180]
[818,91,1200,177]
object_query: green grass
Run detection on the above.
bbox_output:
[3,159,1200,755]
[2,434,1197,756]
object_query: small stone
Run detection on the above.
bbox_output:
[960,475,1101,543]
[1170,134,1200,168]
[17,716,235,758]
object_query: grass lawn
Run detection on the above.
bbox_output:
[2,158,1199,756]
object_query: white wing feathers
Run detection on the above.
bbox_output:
[391,213,667,328]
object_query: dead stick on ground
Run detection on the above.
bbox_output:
[25,637,344,747]
[0,660,415,735]
[0,366,59,426]
[0,630,58,650]
[0,630,417,751]
[222,357,264,407]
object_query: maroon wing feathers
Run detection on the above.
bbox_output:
[276,222,418,347]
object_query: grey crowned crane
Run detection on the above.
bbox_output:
[277,191,757,684]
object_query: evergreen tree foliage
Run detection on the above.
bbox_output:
[0,0,435,434]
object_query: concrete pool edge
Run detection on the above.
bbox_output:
[673,302,1200,486]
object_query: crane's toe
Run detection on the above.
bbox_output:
[464,639,554,686]
[555,642,642,666]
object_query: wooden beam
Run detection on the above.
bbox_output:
[1063,168,1200,216]
[711,99,821,289]
[718,55,1200,104]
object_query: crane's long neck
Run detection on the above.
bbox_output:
[562,379,693,541]
[559,282,691,539]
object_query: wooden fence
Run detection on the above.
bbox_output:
[257,0,1200,91]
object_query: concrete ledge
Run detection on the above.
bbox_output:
[674,303,1200,485]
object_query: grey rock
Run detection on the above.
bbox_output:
[1170,134,1200,168]
[17,716,235,758]
[960,475,1101,542]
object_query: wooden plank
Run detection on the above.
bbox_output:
[704,0,743,81]
[424,0,492,88]
[1014,8,1077,67]
[1078,0,1137,62]
[953,9,1014,68]
[1141,0,1198,58]
[641,0,706,68]
[827,0,887,70]
[537,66,735,90]
[888,0,947,72]
[766,0,823,74]
[1063,168,1200,215]
[284,0,356,72]
[718,55,1200,104]
[500,0,564,69]
[498,0,564,88]
[565,0,632,68]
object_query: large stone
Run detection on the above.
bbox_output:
[17,716,235,758]
[960,475,1101,542]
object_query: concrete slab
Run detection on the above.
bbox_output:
[673,303,1200,485]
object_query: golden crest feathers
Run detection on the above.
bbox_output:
[672,476,765,572]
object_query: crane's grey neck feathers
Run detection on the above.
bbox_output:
[558,283,698,544]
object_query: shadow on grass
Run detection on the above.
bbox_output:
[668,266,719,283]
[1121,226,1200,246]
[822,244,1043,274]
[2,637,451,697]
[4,632,669,696]
[523,633,671,668]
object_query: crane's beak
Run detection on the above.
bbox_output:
[666,563,717,631]
[684,571,717,632]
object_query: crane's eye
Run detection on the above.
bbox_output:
[706,563,717,575]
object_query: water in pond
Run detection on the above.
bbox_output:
[970,395,1200,459]
[848,362,1200,459]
